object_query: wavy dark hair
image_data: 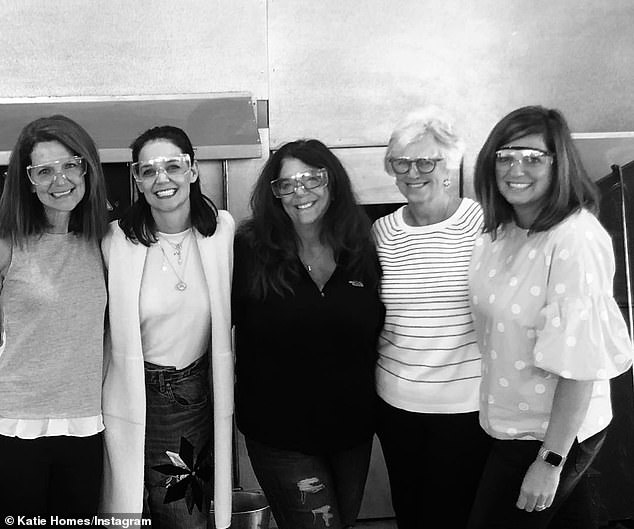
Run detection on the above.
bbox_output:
[474,106,599,238]
[0,114,108,245]
[238,139,381,299]
[119,125,217,245]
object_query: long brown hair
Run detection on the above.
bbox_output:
[0,114,108,245]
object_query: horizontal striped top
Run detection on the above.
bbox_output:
[373,198,483,413]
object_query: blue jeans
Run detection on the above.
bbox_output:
[467,429,607,529]
[143,355,212,529]
[245,437,372,529]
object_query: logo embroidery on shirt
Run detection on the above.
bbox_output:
[348,280,364,287]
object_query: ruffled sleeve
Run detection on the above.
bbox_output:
[533,213,632,380]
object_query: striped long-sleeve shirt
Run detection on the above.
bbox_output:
[373,198,483,413]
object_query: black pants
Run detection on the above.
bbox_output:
[376,398,492,529]
[0,433,103,517]
[467,429,606,529]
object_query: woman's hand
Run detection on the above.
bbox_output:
[516,458,561,512]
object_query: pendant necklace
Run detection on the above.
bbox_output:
[160,230,191,265]
[157,230,192,291]
[301,245,328,274]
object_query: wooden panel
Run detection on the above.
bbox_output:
[0,95,261,164]
[269,0,634,182]
[358,436,394,519]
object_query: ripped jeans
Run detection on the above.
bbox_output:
[245,437,372,529]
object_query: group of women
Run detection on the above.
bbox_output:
[0,104,631,529]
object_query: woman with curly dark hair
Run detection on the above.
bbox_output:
[233,139,384,529]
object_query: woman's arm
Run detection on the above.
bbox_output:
[516,378,593,512]
[0,238,11,348]
[0,238,11,282]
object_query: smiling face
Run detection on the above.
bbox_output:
[135,139,198,219]
[390,135,450,206]
[495,133,553,228]
[278,157,330,230]
[30,141,86,221]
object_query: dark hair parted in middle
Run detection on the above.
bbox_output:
[119,125,218,245]
[238,138,381,298]
[474,105,599,237]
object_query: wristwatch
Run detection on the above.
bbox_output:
[538,446,566,468]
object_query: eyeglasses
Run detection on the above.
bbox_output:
[495,148,554,172]
[270,168,328,198]
[130,154,192,183]
[26,156,86,186]
[388,157,443,176]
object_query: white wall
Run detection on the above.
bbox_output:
[2,0,634,211]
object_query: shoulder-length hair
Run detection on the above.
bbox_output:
[474,105,599,237]
[118,125,218,246]
[385,106,465,173]
[238,138,380,299]
[0,114,108,245]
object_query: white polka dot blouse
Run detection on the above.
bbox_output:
[469,209,633,442]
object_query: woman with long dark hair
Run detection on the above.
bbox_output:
[100,126,234,529]
[233,139,384,529]
[0,115,108,516]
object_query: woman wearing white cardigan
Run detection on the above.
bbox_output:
[100,126,234,529]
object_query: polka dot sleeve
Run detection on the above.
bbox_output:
[533,216,632,380]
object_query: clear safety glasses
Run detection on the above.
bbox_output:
[270,168,329,198]
[130,154,192,183]
[26,156,86,186]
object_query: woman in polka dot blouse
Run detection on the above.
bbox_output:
[467,106,633,529]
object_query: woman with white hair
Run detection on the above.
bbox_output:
[372,107,490,529]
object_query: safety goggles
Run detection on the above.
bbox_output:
[130,154,192,183]
[26,156,86,186]
[270,168,329,198]
[495,148,554,172]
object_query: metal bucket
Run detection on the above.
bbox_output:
[209,490,271,529]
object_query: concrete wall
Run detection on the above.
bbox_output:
[3,0,634,216]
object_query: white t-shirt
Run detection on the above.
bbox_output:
[140,230,211,369]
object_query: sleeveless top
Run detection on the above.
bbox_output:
[0,233,106,438]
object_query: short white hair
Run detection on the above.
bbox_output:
[385,106,465,173]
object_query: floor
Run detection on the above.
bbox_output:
[355,519,397,529]
[267,517,634,528]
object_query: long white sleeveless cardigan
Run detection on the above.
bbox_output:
[100,211,234,529]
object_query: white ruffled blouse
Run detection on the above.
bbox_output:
[469,209,632,442]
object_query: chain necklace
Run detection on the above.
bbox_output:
[159,230,191,265]
[157,231,192,291]
[300,245,329,274]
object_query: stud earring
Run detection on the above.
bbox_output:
[443,178,451,188]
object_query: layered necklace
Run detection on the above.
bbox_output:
[157,230,192,291]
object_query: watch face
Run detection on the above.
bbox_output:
[543,450,564,467]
